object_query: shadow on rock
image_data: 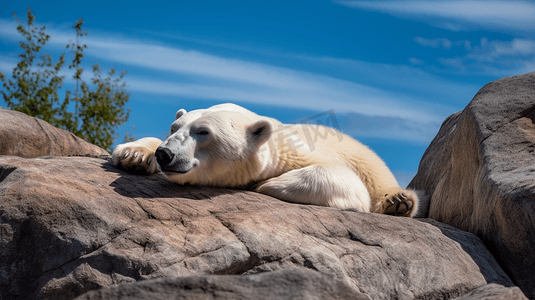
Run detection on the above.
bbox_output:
[101,160,244,200]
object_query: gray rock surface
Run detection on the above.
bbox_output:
[0,108,108,157]
[74,268,369,300]
[0,155,515,300]
[409,72,535,299]
[453,284,528,300]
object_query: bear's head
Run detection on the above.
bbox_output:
[155,109,273,187]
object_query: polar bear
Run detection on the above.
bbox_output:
[112,103,422,217]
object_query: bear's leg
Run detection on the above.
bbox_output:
[373,188,422,217]
[255,165,371,212]
[111,137,163,174]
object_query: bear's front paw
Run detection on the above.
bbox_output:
[376,190,417,217]
[111,144,159,175]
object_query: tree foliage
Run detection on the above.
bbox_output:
[0,7,66,124]
[0,7,130,151]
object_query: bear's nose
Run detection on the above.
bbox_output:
[155,147,174,167]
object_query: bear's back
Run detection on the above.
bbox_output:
[273,123,398,199]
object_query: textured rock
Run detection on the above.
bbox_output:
[409,72,535,298]
[453,284,528,300]
[0,108,108,157]
[0,155,515,300]
[74,268,369,300]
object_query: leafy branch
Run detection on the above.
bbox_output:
[0,7,131,151]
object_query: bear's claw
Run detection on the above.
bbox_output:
[378,191,416,217]
[112,145,159,175]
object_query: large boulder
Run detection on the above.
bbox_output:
[453,284,528,300]
[0,155,518,300]
[0,108,108,157]
[409,72,535,298]
[74,268,369,300]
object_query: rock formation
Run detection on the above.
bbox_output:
[453,284,527,300]
[3,72,535,299]
[409,71,535,299]
[74,268,369,300]
[0,108,108,158]
[0,155,517,299]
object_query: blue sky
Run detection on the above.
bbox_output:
[1,1,535,186]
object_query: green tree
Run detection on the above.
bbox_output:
[0,7,130,151]
[123,125,136,143]
[61,18,130,150]
[0,7,66,124]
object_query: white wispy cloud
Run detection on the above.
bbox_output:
[0,58,16,75]
[407,57,424,65]
[0,17,460,142]
[336,0,535,32]
[415,37,535,75]
[339,112,440,143]
[0,20,20,41]
[414,37,452,49]
[2,21,447,116]
[477,38,535,59]
[125,75,441,125]
[413,37,473,53]
[296,55,478,105]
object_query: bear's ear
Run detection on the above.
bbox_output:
[247,120,273,147]
[175,109,187,120]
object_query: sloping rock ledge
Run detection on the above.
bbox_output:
[0,107,108,158]
[0,155,522,300]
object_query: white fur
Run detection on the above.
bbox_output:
[256,165,371,211]
[111,103,422,216]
